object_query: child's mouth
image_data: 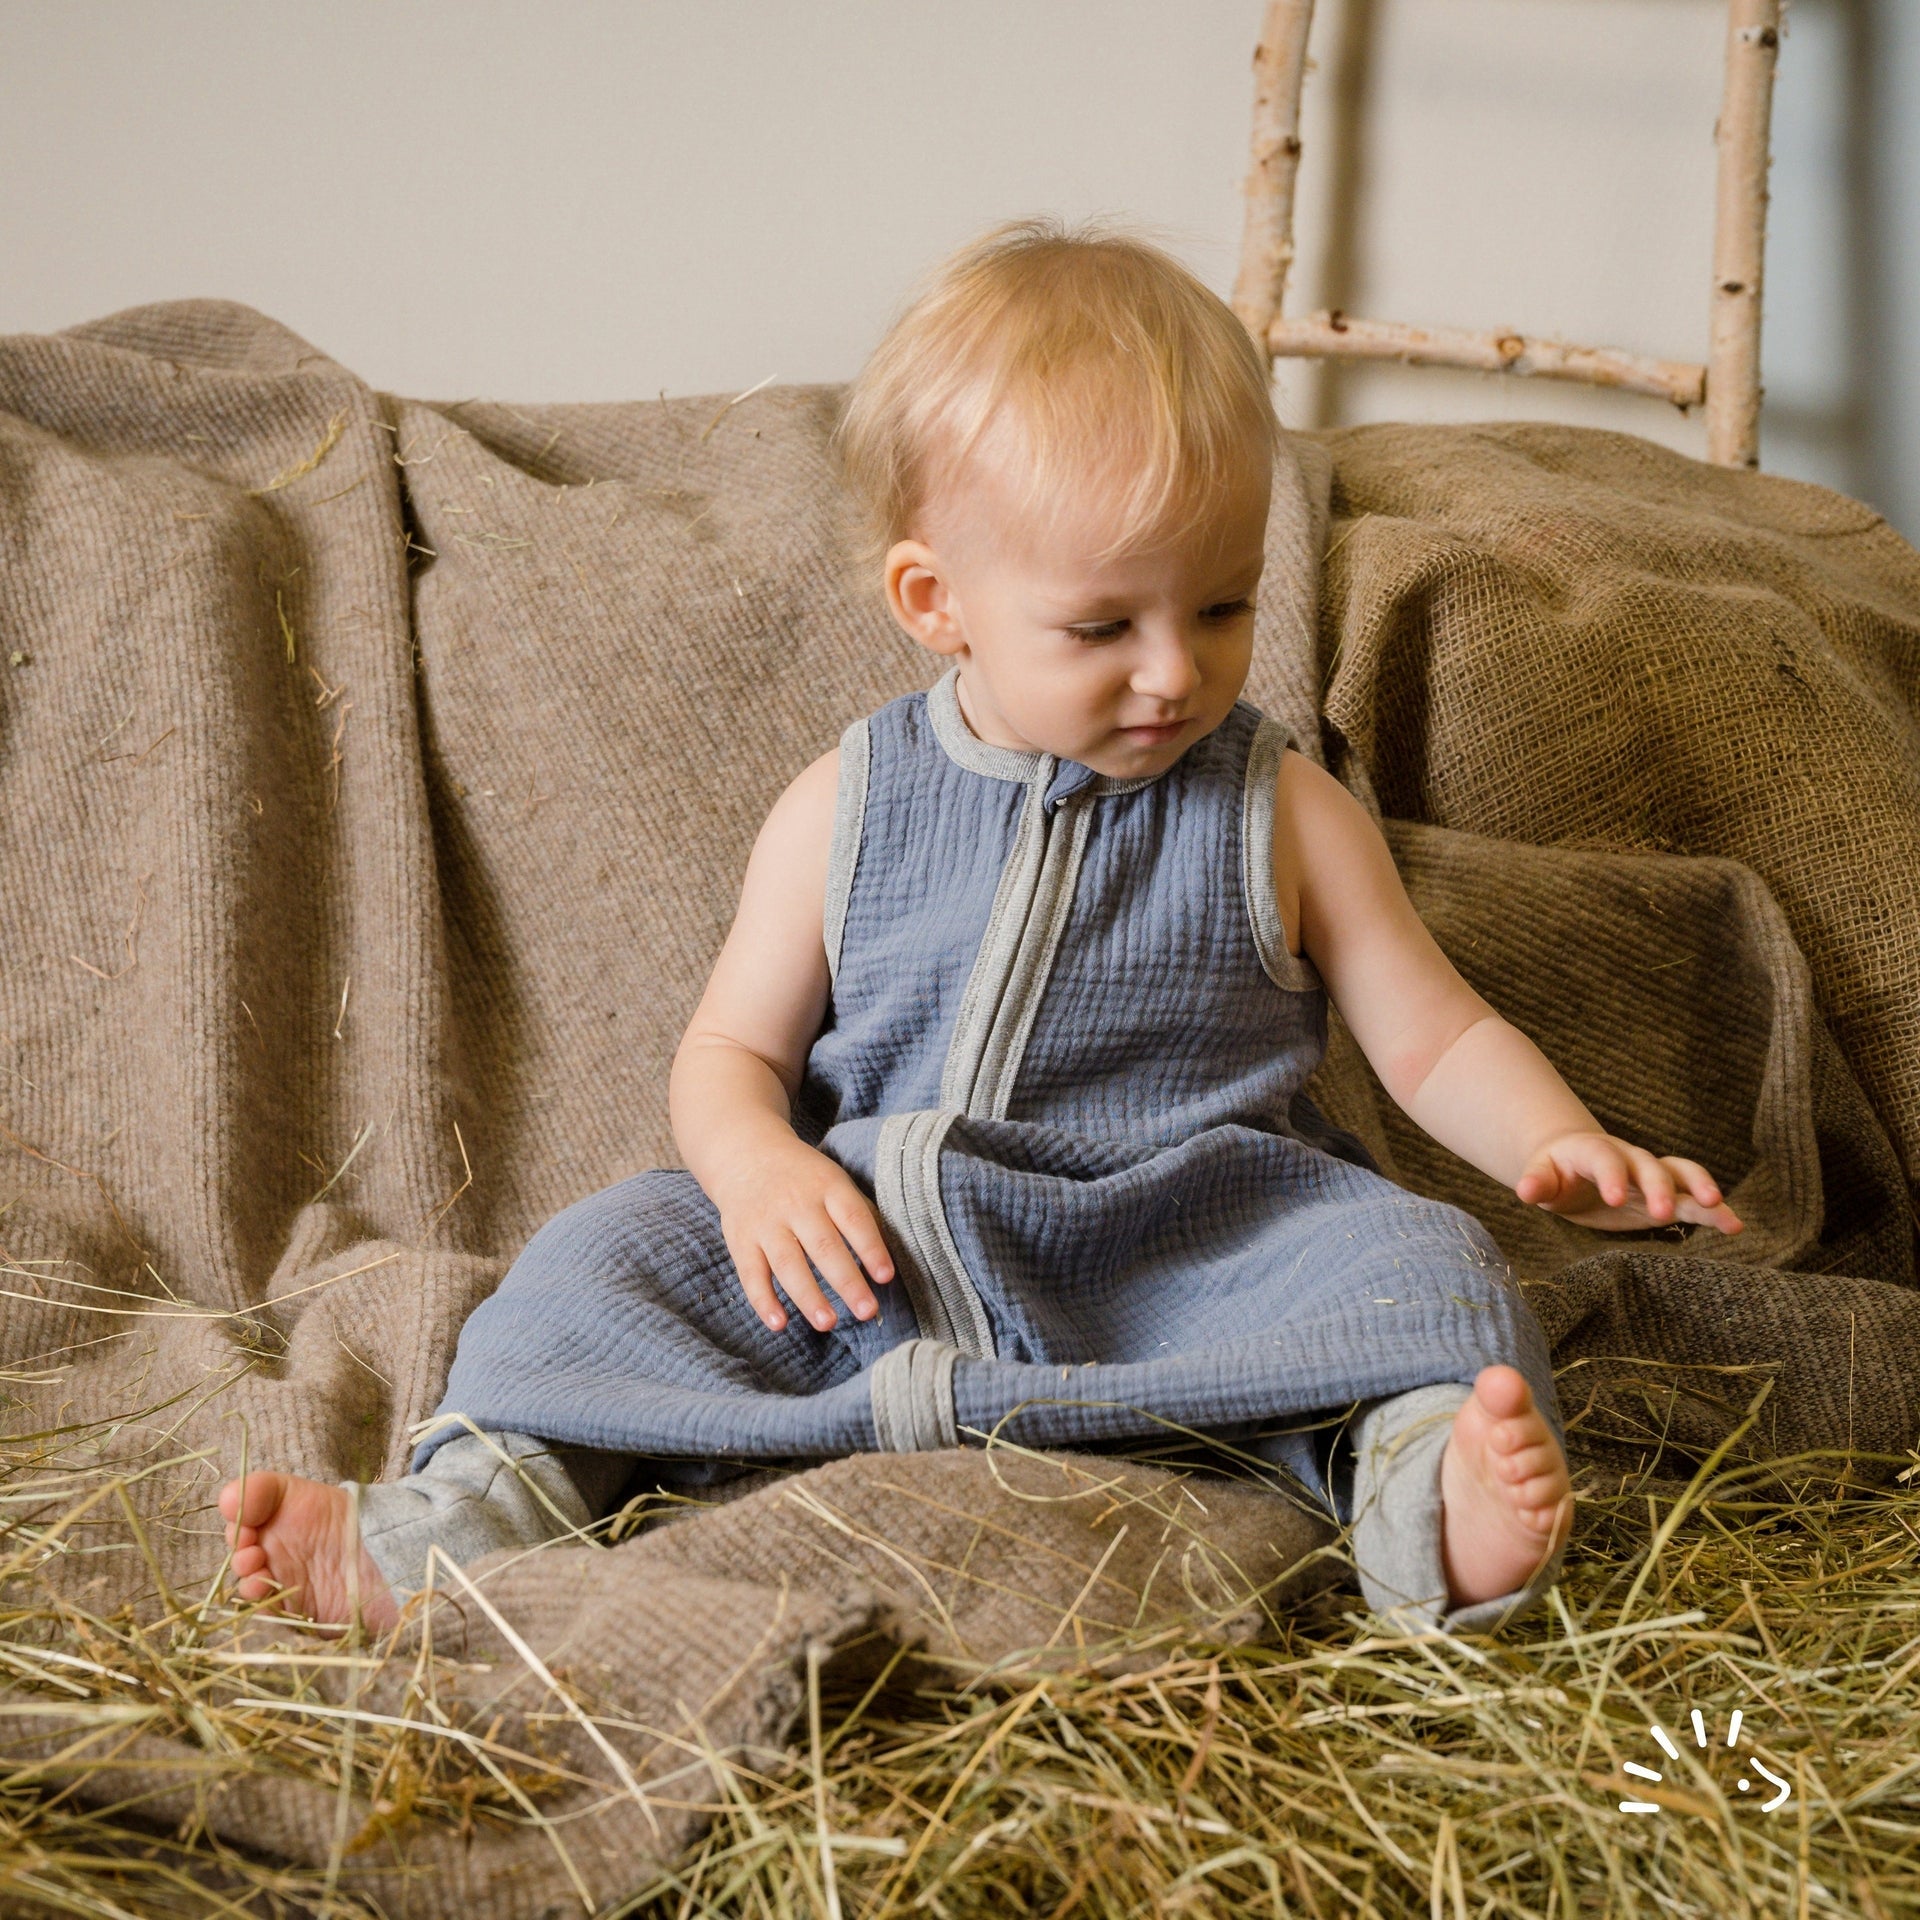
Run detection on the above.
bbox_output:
[1118,719,1189,746]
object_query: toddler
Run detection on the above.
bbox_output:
[222,222,1742,1634]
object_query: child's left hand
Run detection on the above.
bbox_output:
[1516,1131,1744,1235]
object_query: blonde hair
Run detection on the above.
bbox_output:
[834,218,1278,568]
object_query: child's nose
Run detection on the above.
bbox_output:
[1132,635,1202,703]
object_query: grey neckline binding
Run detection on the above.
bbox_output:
[927,667,1047,782]
[926,667,1167,798]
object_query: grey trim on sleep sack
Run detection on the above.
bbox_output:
[874,1109,996,1360]
[925,666,1164,799]
[869,1338,961,1451]
[1241,714,1323,994]
[823,716,871,985]
[970,798,1093,1117]
[869,686,1123,1449]
[943,769,1052,1109]
[942,773,1096,1120]
[927,666,1048,784]
[868,683,1351,1457]
[870,670,1196,1449]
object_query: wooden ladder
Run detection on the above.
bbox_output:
[1231,0,1782,467]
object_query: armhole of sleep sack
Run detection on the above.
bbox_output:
[823,715,871,987]
[1241,714,1323,993]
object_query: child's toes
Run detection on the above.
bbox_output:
[1516,1471,1573,1523]
[1498,1440,1561,1484]
[1516,1505,1565,1543]
[1486,1406,1550,1451]
[1471,1365,1533,1424]
[1513,1469,1569,1511]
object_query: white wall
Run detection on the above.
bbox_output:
[1280,0,1723,459]
[0,1,1256,401]
[2,0,1912,533]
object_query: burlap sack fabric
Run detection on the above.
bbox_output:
[1,303,1916,1912]
[1309,422,1920,1250]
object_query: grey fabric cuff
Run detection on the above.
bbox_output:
[1348,1383,1564,1634]
[870,1337,961,1451]
[349,1429,596,1597]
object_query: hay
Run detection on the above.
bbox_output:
[623,1458,1920,1920]
[0,1391,594,1918]
[2,1388,1916,1920]
[249,413,349,498]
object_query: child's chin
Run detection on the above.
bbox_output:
[1095,729,1198,770]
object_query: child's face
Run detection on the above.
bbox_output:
[885,452,1270,778]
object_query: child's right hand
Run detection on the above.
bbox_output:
[710,1138,896,1333]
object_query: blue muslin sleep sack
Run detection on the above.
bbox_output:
[423,667,1560,1503]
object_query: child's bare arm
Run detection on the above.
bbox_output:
[1276,753,1743,1235]
[670,750,895,1332]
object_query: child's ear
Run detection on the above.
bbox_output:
[884,540,964,658]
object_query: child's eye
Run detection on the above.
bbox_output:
[1066,620,1129,643]
[1202,598,1256,622]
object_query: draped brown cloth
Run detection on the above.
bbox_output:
[1,304,1915,1913]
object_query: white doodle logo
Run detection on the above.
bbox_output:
[1618,1710,1792,1815]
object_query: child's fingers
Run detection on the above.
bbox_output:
[824,1185,895,1284]
[1622,1145,1679,1223]
[1515,1157,1565,1206]
[1661,1156,1725,1208]
[727,1236,790,1332]
[1655,1156,1744,1234]
[1672,1193,1747,1234]
[1519,1154,1615,1215]
[1541,1137,1630,1211]
[765,1228,839,1332]
[1586,1140,1636,1210]
[798,1215,879,1323]
[1684,1205,1745,1234]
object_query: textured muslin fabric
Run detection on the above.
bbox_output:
[1314,424,1920,1242]
[428,678,1560,1508]
[1,301,1918,1912]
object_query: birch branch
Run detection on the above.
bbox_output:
[1705,0,1781,467]
[1231,0,1318,360]
[1268,313,1707,409]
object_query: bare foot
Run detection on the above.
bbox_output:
[1439,1366,1573,1608]
[218,1472,398,1633]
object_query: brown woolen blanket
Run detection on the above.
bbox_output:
[2,302,1917,1912]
